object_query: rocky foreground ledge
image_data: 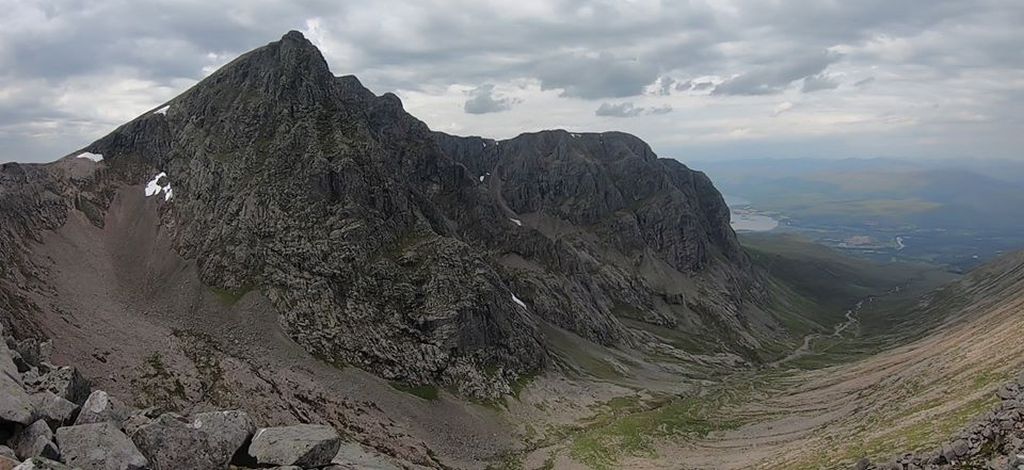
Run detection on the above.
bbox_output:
[0,326,397,470]
[858,373,1024,470]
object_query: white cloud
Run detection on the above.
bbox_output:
[773,102,794,116]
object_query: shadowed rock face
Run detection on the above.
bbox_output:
[82,31,546,397]
[436,130,747,273]
[0,31,773,398]
[436,130,770,354]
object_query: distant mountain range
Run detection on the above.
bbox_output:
[696,157,1024,268]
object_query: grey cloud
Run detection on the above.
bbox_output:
[692,81,715,91]
[854,77,876,87]
[595,102,672,118]
[648,105,673,115]
[676,79,715,92]
[596,102,643,117]
[535,52,660,99]
[464,84,516,114]
[1,2,341,82]
[802,73,839,92]
[655,77,675,95]
[713,51,840,95]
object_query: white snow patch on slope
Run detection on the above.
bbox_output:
[479,175,486,182]
[77,152,103,162]
[511,294,527,309]
[145,172,173,200]
[144,172,166,196]
[509,218,522,226]
[153,105,169,115]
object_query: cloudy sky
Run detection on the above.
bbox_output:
[1,0,1022,164]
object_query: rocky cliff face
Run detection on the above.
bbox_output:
[0,31,775,400]
[436,130,771,354]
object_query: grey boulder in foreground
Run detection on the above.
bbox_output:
[248,424,342,467]
[55,422,147,470]
[129,410,255,470]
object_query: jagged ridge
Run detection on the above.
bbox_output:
[3,31,777,399]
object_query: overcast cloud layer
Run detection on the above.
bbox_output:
[1,0,1022,163]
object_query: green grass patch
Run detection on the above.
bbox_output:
[567,378,775,469]
[209,285,252,305]
[132,352,188,408]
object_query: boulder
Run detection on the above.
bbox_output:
[30,367,89,405]
[56,422,148,470]
[12,340,44,371]
[952,438,970,457]
[329,442,403,469]
[248,424,341,468]
[120,413,153,437]
[0,378,33,425]
[29,392,77,430]
[9,350,29,373]
[0,455,19,470]
[74,391,129,426]
[11,420,59,461]
[129,413,231,470]
[0,447,12,460]
[191,410,256,464]
[0,328,20,380]
[0,338,33,425]
[11,458,71,470]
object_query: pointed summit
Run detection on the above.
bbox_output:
[281,30,309,43]
[180,29,334,107]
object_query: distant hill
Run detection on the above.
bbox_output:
[695,158,1024,268]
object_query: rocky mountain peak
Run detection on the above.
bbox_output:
[4,31,774,402]
[167,29,337,119]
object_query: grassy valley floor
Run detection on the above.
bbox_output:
[493,239,1024,470]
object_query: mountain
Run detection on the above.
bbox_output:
[0,27,775,430]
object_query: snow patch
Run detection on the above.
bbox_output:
[77,152,103,162]
[511,294,527,309]
[145,172,173,200]
[509,218,522,226]
[144,172,166,196]
[571,133,581,138]
[153,104,169,115]
[479,175,486,182]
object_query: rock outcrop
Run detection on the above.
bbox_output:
[436,130,770,351]
[859,372,1024,469]
[0,325,396,470]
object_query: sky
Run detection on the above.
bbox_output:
[1,0,1022,164]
